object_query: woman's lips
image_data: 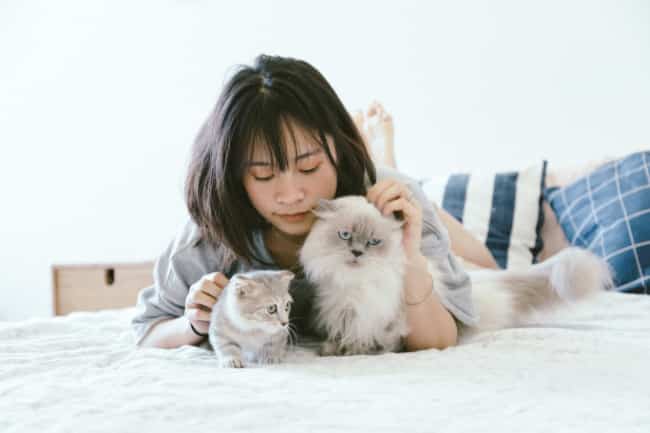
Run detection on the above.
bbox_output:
[278,211,308,222]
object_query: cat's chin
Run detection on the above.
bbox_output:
[345,259,362,267]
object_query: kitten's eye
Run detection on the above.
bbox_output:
[267,305,277,314]
[338,230,351,240]
[367,238,382,247]
[285,301,292,311]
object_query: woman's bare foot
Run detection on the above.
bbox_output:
[352,102,397,169]
[352,109,370,150]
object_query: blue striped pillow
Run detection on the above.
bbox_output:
[422,162,547,269]
[545,151,650,293]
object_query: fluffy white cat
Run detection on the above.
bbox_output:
[299,196,612,356]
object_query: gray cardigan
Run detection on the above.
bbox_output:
[132,166,478,344]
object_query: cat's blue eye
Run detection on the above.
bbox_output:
[338,230,351,240]
[267,305,277,314]
[367,238,382,247]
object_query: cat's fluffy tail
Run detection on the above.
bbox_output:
[467,247,613,331]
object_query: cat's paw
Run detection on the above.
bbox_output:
[219,357,244,368]
[266,356,284,365]
[318,341,341,357]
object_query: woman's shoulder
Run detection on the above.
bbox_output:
[166,217,236,272]
[169,217,202,254]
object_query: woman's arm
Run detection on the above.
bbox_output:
[138,316,204,348]
[402,254,458,351]
[367,177,464,351]
[437,207,499,270]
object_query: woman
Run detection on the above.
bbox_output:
[132,54,490,351]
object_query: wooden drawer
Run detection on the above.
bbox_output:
[52,262,154,315]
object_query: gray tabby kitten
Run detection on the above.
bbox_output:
[208,270,294,368]
[299,196,612,356]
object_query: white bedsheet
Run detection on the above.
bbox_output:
[1,292,649,433]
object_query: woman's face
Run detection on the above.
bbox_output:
[242,123,338,239]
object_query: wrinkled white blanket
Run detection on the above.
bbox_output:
[1,292,649,433]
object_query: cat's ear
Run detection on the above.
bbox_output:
[235,274,254,283]
[311,198,337,219]
[233,275,254,297]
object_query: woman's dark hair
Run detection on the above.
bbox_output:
[185,54,376,265]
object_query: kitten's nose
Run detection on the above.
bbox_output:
[281,321,288,327]
[351,249,364,257]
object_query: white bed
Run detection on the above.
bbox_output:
[2,291,649,433]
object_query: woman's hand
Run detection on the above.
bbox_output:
[366,179,423,260]
[184,272,229,334]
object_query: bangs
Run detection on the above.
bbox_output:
[233,91,337,178]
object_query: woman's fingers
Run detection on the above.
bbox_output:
[375,183,407,213]
[205,272,229,288]
[192,290,217,309]
[366,179,394,203]
[183,271,231,335]
[367,180,414,214]
[382,196,420,218]
[197,274,227,299]
[185,272,228,310]
[199,281,220,299]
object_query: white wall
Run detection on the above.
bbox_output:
[1,0,648,320]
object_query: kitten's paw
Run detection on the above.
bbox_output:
[318,341,341,357]
[219,357,244,368]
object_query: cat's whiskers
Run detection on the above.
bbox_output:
[286,323,298,347]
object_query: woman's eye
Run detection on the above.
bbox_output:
[367,238,382,246]
[338,230,351,240]
[300,165,320,174]
[267,305,277,314]
[254,175,274,181]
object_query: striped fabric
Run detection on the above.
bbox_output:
[545,151,650,294]
[422,162,547,269]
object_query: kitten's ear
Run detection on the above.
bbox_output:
[235,274,254,283]
[311,198,337,219]
[233,275,253,297]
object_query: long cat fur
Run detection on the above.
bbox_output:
[299,196,612,356]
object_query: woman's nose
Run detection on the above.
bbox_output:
[275,172,305,204]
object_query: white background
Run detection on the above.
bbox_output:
[1,0,648,320]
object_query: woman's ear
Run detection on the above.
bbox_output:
[311,198,338,219]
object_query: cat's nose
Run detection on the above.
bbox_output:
[351,249,364,257]
[281,321,288,327]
